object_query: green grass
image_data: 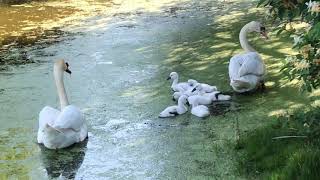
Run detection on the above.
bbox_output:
[238,108,320,180]
[156,0,320,178]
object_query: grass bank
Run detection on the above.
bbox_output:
[156,0,320,178]
[238,107,320,179]
[199,1,320,179]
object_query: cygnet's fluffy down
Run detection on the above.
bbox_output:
[188,79,217,93]
[167,72,191,92]
[159,95,188,118]
[191,105,210,118]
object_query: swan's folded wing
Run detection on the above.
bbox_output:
[53,105,85,131]
[229,55,243,80]
[39,106,60,129]
[238,53,265,77]
[79,124,88,142]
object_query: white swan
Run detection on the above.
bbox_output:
[188,97,210,118]
[228,21,268,93]
[206,92,231,101]
[171,83,207,100]
[188,79,217,93]
[188,91,231,107]
[172,91,182,101]
[171,86,200,102]
[190,83,208,95]
[159,95,188,118]
[167,72,190,92]
[37,59,88,149]
[188,95,212,106]
[191,105,210,118]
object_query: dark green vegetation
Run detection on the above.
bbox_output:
[238,107,320,179]
[258,0,320,91]
[234,0,320,179]
[158,0,320,178]
[234,0,320,178]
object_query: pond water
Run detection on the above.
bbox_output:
[0,0,313,179]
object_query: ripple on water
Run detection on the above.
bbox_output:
[0,128,37,179]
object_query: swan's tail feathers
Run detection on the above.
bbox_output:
[231,80,251,89]
[45,124,63,133]
[79,124,88,142]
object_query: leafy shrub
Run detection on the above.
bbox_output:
[258,0,320,91]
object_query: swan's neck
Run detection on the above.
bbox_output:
[54,67,69,110]
[178,98,187,110]
[172,77,178,86]
[239,24,256,52]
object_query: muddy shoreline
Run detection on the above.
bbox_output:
[0,0,116,68]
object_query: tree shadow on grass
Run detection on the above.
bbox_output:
[116,0,315,125]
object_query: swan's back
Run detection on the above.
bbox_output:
[238,52,265,77]
[229,52,266,92]
[229,52,265,79]
[54,105,85,131]
[39,106,60,127]
[42,124,80,149]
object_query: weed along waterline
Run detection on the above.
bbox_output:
[0,0,319,179]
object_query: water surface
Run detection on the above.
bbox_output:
[0,0,314,179]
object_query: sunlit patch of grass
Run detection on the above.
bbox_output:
[159,0,320,177]
[161,0,308,96]
[268,109,288,117]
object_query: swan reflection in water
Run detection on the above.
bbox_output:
[39,138,88,179]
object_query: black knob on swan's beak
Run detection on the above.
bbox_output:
[65,62,72,74]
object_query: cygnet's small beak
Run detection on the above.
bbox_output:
[172,97,176,101]
[186,101,190,106]
[167,77,171,80]
[191,88,196,92]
